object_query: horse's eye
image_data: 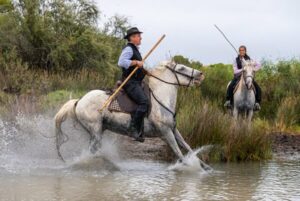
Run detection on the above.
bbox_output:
[178,66,185,71]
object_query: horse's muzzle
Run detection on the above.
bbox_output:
[194,72,205,85]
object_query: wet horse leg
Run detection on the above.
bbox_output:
[161,127,184,160]
[87,121,103,154]
[174,128,193,153]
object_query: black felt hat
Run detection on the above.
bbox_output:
[124,27,143,39]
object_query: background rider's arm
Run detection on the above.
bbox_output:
[253,60,262,71]
[118,46,142,69]
[233,60,243,75]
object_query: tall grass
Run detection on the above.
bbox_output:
[0,56,118,117]
[0,55,117,94]
[177,88,271,161]
[275,96,300,132]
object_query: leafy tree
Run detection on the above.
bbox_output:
[173,55,203,70]
[0,0,130,72]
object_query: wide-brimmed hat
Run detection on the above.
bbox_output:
[124,27,143,39]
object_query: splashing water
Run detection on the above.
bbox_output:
[0,113,121,174]
[0,112,213,177]
[168,146,213,173]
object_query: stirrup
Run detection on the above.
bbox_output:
[254,103,261,111]
[224,101,232,109]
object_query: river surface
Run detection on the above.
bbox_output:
[0,160,299,201]
[0,115,299,201]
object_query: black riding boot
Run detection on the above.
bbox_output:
[253,80,262,111]
[225,77,239,108]
[128,116,145,143]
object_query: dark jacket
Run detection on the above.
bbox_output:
[122,43,146,82]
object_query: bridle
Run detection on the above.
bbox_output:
[147,63,198,130]
[242,66,255,90]
[148,63,196,87]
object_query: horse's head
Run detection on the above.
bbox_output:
[150,61,205,87]
[242,59,255,90]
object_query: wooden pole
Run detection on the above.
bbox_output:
[98,34,166,112]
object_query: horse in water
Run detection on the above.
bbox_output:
[232,59,257,121]
[54,61,205,163]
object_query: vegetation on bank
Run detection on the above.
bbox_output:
[174,57,300,161]
[1,0,300,161]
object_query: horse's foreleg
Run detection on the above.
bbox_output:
[174,128,193,153]
[161,127,184,160]
[233,107,238,120]
[247,110,253,123]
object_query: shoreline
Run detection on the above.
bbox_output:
[271,132,300,160]
[105,131,300,162]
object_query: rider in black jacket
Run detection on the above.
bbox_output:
[117,27,148,142]
[224,45,262,110]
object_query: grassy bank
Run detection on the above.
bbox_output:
[176,88,272,162]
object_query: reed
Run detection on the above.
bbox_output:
[177,88,271,162]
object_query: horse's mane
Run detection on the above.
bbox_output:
[147,60,171,73]
[144,60,172,85]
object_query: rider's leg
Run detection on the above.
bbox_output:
[123,81,149,142]
[253,80,261,111]
[253,80,261,103]
[225,77,239,107]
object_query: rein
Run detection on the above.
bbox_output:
[147,63,196,130]
[148,63,195,87]
[242,68,254,90]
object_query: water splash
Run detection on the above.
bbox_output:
[168,145,213,173]
[0,113,156,174]
[0,113,213,176]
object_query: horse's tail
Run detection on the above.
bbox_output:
[54,99,79,161]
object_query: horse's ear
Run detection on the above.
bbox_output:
[170,57,176,65]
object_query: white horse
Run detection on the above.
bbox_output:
[54,61,205,163]
[232,60,257,121]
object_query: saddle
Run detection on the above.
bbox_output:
[108,81,152,114]
[227,78,256,95]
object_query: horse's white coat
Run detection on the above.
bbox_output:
[55,61,204,161]
[233,60,256,122]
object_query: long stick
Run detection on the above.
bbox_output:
[214,24,238,54]
[98,34,166,112]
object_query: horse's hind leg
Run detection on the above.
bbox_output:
[86,121,103,154]
[174,128,193,153]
